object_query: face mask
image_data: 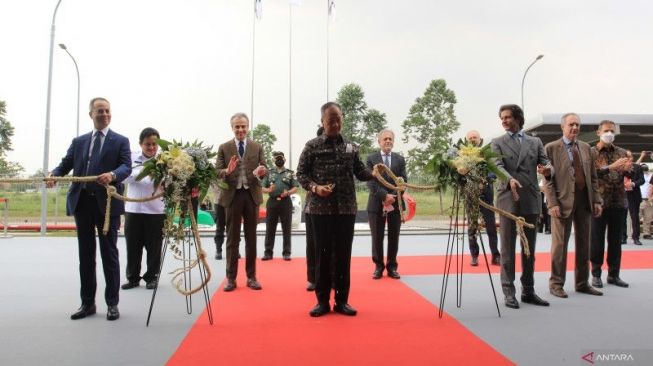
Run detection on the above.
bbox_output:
[600,132,615,144]
[274,159,285,167]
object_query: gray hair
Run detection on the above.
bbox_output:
[377,129,395,140]
[230,112,250,126]
[560,113,580,125]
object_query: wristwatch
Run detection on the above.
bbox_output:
[110,171,116,181]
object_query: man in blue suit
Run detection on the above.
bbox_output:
[48,97,132,321]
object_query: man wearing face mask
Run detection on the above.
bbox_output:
[590,120,632,288]
[262,151,299,261]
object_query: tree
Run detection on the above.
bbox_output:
[401,79,459,175]
[336,83,388,154]
[0,100,24,177]
[249,123,277,167]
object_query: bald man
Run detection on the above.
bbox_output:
[465,130,500,266]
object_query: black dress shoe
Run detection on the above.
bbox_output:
[387,269,401,279]
[107,305,120,321]
[145,281,157,290]
[643,234,652,240]
[261,255,272,261]
[545,230,551,235]
[633,239,643,246]
[372,269,383,279]
[121,281,139,290]
[333,303,357,316]
[576,286,603,296]
[504,296,520,309]
[607,276,629,287]
[491,255,501,266]
[521,293,550,306]
[70,304,96,320]
[223,280,237,292]
[283,255,291,261]
[247,278,262,290]
[309,303,330,317]
[306,282,316,291]
[215,251,223,260]
[592,276,603,288]
[470,256,479,266]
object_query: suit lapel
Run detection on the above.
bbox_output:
[81,133,92,165]
[516,135,529,167]
[99,129,113,161]
[503,134,520,157]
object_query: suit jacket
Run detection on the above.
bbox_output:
[51,129,132,216]
[491,132,551,215]
[366,151,407,213]
[627,163,645,203]
[544,138,602,218]
[216,138,265,207]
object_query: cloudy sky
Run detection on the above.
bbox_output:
[1,0,652,174]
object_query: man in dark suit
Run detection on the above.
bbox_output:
[48,97,132,321]
[366,129,406,280]
[465,130,500,267]
[622,151,645,245]
[216,112,267,292]
[491,104,552,309]
[544,113,603,298]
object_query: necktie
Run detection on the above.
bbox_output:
[238,140,245,158]
[86,131,103,175]
[383,154,390,167]
[572,143,586,190]
[513,133,521,148]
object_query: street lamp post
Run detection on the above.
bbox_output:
[41,0,63,236]
[59,43,80,137]
[521,54,544,114]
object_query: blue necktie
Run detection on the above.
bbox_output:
[383,154,390,167]
[238,140,245,158]
[87,131,103,175]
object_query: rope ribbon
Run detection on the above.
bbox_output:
[371,164,534,257]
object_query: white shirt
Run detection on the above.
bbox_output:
[381,152,392,166]
[641,172,652,199]
[123,151,165,214]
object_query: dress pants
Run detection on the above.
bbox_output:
[641,200,653,236]
[467,204,499,258]
[124,212,165,283]
[499,213,538,296]
[213,204,226,249]
[591,207,626,278]
[311,214,356,305]
[626,193,641,240]
[73,190,121,306]
[549,189,591,290]
[264,197,293,257]
[305,213,316,284]
[225,189,258,280]
[369,208,401,271]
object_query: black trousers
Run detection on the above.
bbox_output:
[124,212,165,283]
[311,214,355,305]
[624,194,642,240]
[225,189,258,280]
[73,191,121,306]
[369,209,401,271]
[305,213,316,283]
[468,204,499,257]
[264,197,293,257]
[591,207,625,278]
[213,204,226,250]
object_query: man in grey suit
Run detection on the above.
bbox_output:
[366,129,407,280]
[491,104,552,309]
[544,113,603,298]
[216,112,268,292]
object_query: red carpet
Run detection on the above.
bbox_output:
[167,249,653,365]
[167,257,513,366]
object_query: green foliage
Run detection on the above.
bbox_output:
[0,100,24,177]
[249,123,277,167]
[401,79,459,176]
[336,83,388,154]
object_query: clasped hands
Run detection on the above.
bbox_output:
[224,155,267,178]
